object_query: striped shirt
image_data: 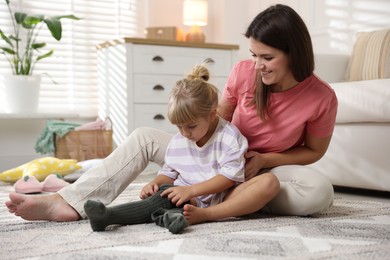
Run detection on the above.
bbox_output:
[158,117,248,208]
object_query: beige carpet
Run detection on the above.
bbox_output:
[0,181,389,260]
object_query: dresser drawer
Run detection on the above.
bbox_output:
[132,45,233,77]
[133,75,176,103]
[134,104,177,133]
[133,75,228,103]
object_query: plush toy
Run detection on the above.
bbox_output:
[0,157,81,183]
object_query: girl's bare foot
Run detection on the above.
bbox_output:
[5,192,80,222]
[183,204,210,225]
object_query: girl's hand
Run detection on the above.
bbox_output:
[140,183,159,199]
[244,151,266,181]
[161,186,194,206]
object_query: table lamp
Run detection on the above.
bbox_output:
[183,0,208,43]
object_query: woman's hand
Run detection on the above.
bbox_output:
[140,182,159,199]
[161,186,194,206]
[244,151,266,180]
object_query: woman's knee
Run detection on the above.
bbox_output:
[308,173,334,212]
[267,166,334,215]
[129,127,158,143]
[290,173,334,215]
[127,127,172,165]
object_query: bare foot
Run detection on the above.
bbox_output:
[5,192,80,222]
[183,204,210,225]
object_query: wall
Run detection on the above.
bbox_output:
[146,0,390,60]
[0,119,48,171]
[1,0,389,172]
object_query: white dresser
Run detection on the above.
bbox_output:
[97,38,239,145]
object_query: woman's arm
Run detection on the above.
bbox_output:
[245,133,332,180]
[161,175,236,206]
[217,98,236,122]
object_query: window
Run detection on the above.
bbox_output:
[0,0,141,116]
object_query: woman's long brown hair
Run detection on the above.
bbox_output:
[244,4,315,121]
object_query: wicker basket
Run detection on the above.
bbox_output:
[55,130,113,161]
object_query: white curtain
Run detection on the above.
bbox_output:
[0,0,140,116]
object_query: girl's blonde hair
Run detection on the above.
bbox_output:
[168,64,219,125]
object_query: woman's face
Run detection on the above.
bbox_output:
[249,37,297,91]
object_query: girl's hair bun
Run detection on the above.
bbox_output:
[186,64,210,82]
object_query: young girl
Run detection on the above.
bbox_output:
[83,64,267,234]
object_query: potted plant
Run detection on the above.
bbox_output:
[0,0,80,113]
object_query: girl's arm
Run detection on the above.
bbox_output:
[161,174,236,206]
[140,174,175,199]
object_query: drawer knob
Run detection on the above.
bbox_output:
[153,84,165,91]
[203,58,215,64]
[152,56,164,62]
[153,114,165,120]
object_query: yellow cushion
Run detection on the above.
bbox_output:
[0,157,81,183]
[0,164,27,183]
[345,29,390,81]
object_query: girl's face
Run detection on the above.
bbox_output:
[176,112,218,147]
[249,37,297,91]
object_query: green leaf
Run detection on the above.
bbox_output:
[0,47,16,55]
[36,50,54,61]
[9,35,21,42]
[14,12,27,24]
[44,18,62,40]
[0,30,13,47]
[32,42,46,49]
[55,15,81,21]
[22,15,44,29]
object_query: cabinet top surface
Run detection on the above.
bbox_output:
[97,37,239,50]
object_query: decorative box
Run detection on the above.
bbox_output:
[145,26,184,41]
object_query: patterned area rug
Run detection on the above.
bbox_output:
[0,182,389,260]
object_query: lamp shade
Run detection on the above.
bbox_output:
[183,0,208,26]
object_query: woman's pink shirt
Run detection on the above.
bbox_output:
[222,60,338,153]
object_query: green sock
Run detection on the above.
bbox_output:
[84,185,175,231]
[151,207,189,234]
[164,210,189,234]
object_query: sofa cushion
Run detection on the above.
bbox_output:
[345,29,390,81]
[331,79,390,123]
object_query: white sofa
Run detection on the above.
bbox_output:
[309,53,390,192]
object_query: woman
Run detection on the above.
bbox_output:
[6,4,337,222]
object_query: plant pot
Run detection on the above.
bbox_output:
[4,75,41,113]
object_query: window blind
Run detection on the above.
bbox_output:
[0,0,140,116]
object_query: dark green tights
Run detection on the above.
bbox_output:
[84,184,189,234]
